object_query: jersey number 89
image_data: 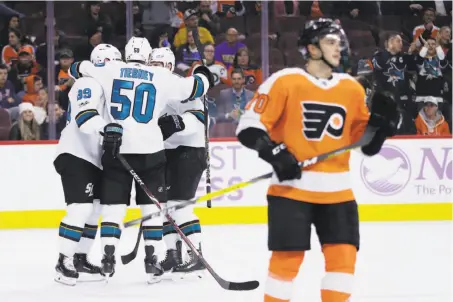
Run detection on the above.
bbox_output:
[111,79,156,123]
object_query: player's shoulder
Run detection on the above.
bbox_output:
[333,72,365,93]
[72,76,103,89]
[258,67,305,93]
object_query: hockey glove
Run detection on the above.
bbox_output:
[158,115,185,140]
[101,123,123,158]
[193,65,215,88]
[367,90,401,137]
[256,136,301,182]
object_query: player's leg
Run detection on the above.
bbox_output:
[313,200,360,302]
[167,147,206,277]
[53,154,98,286]
[133,151,167,284]
[99,152,132,278]
[264,196,313,302]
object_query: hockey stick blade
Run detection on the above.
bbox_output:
[123,126,378,227]
[226,280,260,291]
[121,224,142,265]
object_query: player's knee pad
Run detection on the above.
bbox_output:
[140,204,163,242]
[100,204,126,240]
[268,251,304,280]
[321,244,356,299]
[264,251,304,302]
[63,203,94,227]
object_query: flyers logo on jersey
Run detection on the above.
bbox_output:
[302,101,347,141]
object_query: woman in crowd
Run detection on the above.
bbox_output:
[226,47,262,86]
[8,102,40,140]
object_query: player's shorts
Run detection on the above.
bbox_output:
[54,153,101,205]
[267,195,360,251]
[165,146,206,200]
[100,151,167,206]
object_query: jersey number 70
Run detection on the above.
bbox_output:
[111,79,156,123]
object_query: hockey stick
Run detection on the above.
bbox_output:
[117,154,259,291]
[121,223,142,265]
[191,28,212,208]
[124,126,378,228]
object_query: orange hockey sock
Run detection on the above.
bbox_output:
[264,251,304,302]
[321,244,357,302]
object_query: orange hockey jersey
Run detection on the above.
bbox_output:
[237,68,370,204]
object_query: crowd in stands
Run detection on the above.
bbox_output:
[0,0,451,141]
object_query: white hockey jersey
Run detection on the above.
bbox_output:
[70,61,210,154]
[161,97,207,149]
[55,77,107,168]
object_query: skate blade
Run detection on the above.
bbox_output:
[147,276,162,285]
[171,269,206,281]
[77,273,105,283]
[55,273,77,286]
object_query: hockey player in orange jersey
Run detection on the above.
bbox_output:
[236,19,400,301]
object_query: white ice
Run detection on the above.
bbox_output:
[0,222,451,302]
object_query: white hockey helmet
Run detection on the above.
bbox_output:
[125,37,152,64]
[150,47,175,72]
[90,43,122,66]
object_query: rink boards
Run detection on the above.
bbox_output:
[0,137,451,229]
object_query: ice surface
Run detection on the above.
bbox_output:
[0,222,451,302]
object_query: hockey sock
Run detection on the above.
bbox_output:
[100,205,127,253]
[321,244,356,302]
[169,200,202,248]
[77,200,101,255]
[59,203,94,257]
[140,205,163,251]
[264,251,304,302]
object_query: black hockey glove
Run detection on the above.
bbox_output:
[367,90,401,137]
[193,65,215,88]
[158,115,185,140]
[101,123,123,158]
[256,137,301,182]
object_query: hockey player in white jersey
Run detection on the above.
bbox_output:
[69,37,214,283]
[54,43,122,286]
[149,47,207,279]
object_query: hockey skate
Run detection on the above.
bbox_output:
[172,243,206,280]
[144,245,164,284]
[101,245,116,282]
[74,253,104,282]
[159,240,183,279]
[55,253,79,286]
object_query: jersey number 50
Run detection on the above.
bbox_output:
[111,79,156,123]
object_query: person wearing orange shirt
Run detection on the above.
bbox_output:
[226,48,262,86]
[236,18,400,302]
[413,8,440,48]
[415,98,451,135]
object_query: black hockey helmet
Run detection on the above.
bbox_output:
[298,18,349,68]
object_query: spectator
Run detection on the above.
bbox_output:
[215,1,245,17]
[55,49,75,110]
[33,88,48,125]
[273,1,299,17]
[214,27,246,68]
[188,44,228,86]
[298,1,339,18]
[372,32,418,117]
[175,30,202,74]
[138,1,178,44]
[215,68,254,123]
[413,8,440,48]
[75,29,103,61]
[415,36,448,108]
[197,1,221,36]
[438,26,452,54]
[35,19,69,68]
[7,46,42,93]
[226,48,262,86]
[1,28,26,66]
[8,102,40,141]
[0,15,20,49]
[173,9,214,49]
[21,75,43,106]
[40,102,66,140]
[415,98,451,135]
[85,1,113,43]
[0,64,20,109]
